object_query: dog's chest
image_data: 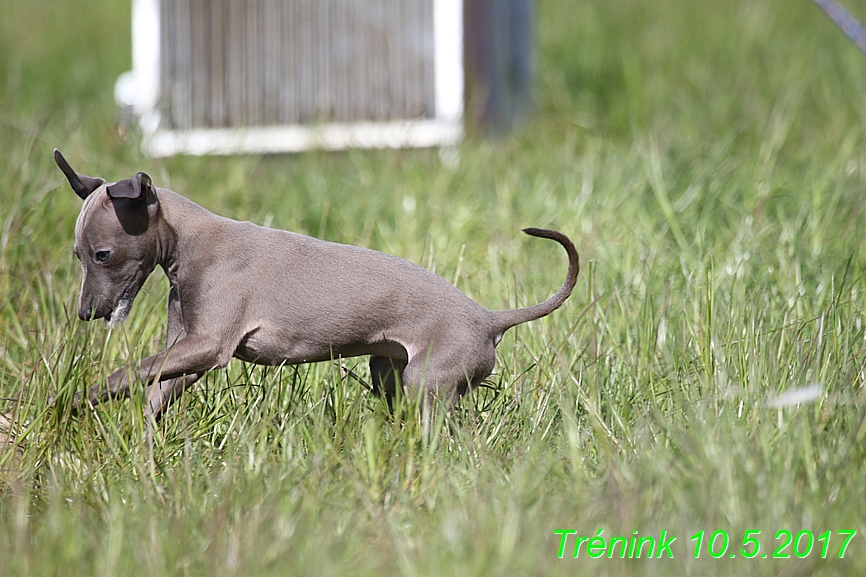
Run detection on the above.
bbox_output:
[232,326,345,366]
[233,328,295,365]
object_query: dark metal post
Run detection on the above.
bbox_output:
[464,0,534,136]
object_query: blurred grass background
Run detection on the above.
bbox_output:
[3,0,866,575]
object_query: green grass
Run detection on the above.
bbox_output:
[3,0,866,574]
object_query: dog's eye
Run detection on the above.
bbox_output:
[95,250,110,263]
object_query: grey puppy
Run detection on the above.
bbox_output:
[54,149,579,426]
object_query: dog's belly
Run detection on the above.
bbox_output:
[233,329,408,366]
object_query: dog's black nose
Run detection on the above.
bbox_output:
[78,306,92,321]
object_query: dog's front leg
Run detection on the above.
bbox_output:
[144,287,203,424]
[75,333,228,410]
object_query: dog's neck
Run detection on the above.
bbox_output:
[153,189,214,287]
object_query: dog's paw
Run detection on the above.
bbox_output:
[47,390,87,416]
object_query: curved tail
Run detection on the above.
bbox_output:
[489,228,579,340]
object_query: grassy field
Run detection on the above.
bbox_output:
[3,0,866,574]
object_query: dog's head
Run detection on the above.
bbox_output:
[54,149,161,326]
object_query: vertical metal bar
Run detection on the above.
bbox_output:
[208,0,226,127]
[226,0,245,126]
[190,0,208,128]
[298,0,313,122]
[280,0,298,124]
[173,0,192,129]
[245,0,263,125]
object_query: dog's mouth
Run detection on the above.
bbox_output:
[105,298,132,328]
[103,286,136,328]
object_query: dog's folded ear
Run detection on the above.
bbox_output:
[107,172,155,201]
[54,149,106,200]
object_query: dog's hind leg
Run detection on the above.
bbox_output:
[369,355,407,410]
[400,341,497,428]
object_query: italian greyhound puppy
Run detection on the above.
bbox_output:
[54,149,579,428]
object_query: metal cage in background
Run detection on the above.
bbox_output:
[116,0,464,156]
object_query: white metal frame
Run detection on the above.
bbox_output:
[116,0,464,156]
